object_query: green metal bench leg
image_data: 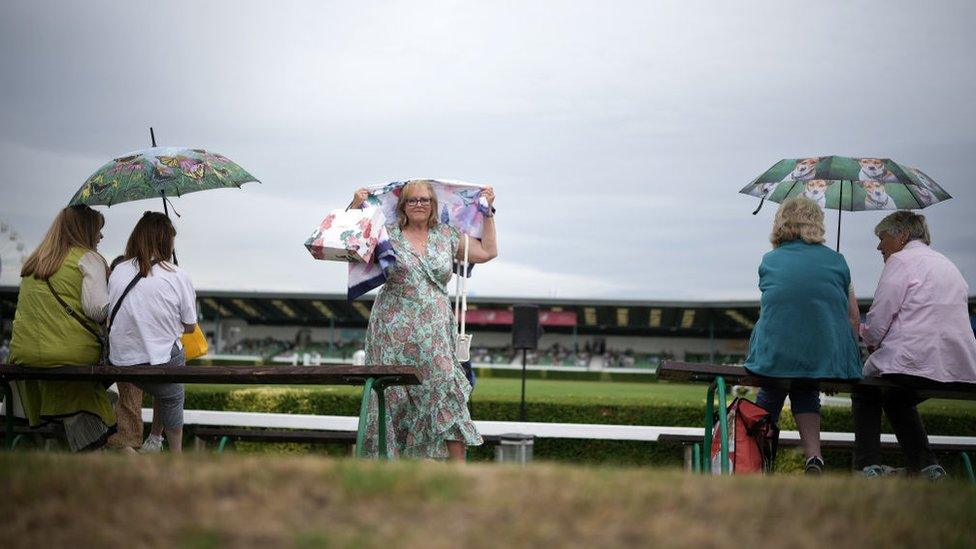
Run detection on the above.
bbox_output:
[962,452,975,485]
[703,376,729,475]
[11,434,25,450]
[375,380,388,460]
[692,443,701,474]
[216,436,231,453]
[355,377,376,458]
[2,382,13,451]
[716,376,728,474]
[353,377,391,459]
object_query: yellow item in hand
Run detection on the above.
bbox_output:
[181,324,209,360]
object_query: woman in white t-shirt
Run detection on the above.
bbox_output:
[108,212,197,453]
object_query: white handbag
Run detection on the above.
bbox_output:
[455,234,473,362]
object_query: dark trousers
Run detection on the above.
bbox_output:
[851,375,938,471]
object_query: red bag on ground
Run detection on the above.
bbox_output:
[710,397,779,474]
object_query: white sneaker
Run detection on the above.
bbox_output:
[139,434,164,453]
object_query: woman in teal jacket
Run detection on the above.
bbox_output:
[744,197,862,474]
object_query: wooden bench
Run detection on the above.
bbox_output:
[191,426,358,453]
[657,361,976,480]
[0,363,419,459]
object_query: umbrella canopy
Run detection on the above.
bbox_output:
[69,146,259,207]
[740,156,950,212]
[361,179,492,238]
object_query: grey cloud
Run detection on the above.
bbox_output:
[1,1,974,300]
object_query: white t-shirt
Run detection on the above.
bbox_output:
[108,259,197,366]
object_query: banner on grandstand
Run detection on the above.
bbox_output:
[464,309,577,327]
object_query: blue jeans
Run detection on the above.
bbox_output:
[756,386,820,424]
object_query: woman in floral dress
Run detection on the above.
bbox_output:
[351,180,497,460]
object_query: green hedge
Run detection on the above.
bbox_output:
[181,387,976,473]
[185,361,661,383]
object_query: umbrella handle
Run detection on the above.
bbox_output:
[752,192,768,215]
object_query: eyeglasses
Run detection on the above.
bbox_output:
[405,197,432,206]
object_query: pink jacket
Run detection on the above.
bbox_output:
[860,241,976,383]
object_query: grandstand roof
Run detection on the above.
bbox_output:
[2,286,975,339]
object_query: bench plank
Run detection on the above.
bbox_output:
[657,361,976,401]
[0,363,419,457]
[0,364,420,386]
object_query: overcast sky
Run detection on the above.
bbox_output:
[1,1,974,300]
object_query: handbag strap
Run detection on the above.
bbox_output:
[108,273,143,331]
[45,279,103,341]
[459,235,469,336]
[107,258,162,332]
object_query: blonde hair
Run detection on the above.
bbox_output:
[396,180,439,230]
[874,210,931,245]
[770,197,826,247]
[124,211,177,276]
[21,205,105,280]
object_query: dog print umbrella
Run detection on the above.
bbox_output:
[740,156,951,250]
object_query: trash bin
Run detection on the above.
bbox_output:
[494,433,534,464]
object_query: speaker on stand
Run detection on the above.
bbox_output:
[512,304,540,422]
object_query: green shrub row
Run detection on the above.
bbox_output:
[182,387,976,436]
[182,387,976,472]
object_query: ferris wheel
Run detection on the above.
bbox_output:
[0,218,29,286]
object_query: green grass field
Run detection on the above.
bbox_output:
[2,453,973,548]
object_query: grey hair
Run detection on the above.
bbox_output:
[874,210,931,245]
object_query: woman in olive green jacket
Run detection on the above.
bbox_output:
[9,205,116,451]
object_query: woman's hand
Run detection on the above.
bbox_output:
[481,186,495,208]
[350,188,369,209]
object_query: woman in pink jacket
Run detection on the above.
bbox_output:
[855,211,976,480]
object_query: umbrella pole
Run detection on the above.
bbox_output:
[161,191,179,265]
[836,181,843,252]
[150,127,156,147]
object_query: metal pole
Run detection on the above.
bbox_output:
[520,348,527,421]
[160,192,179,265]
[329,317,335,355]
[836,181,843,252]
[708,314,715,364]
[150,127,157,147]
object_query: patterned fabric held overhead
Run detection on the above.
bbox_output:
[346,179,490,300]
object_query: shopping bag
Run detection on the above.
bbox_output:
[305,206,385,262]
[710,397,779,474]
[181,324,209,360]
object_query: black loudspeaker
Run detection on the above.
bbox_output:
[512,304,540,350]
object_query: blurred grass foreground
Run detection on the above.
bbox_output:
[2,453,974,548]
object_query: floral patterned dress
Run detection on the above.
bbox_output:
[363,222,483,458]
